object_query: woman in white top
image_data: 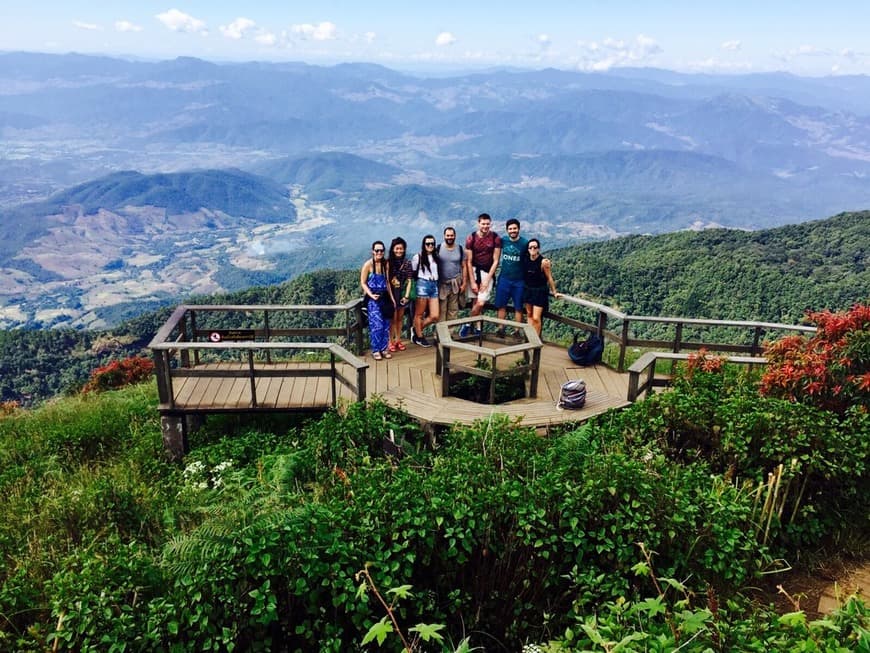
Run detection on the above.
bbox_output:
[411,234,440,347]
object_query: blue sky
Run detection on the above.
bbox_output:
[3,1,870,76]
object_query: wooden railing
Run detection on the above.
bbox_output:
[626,352,768,402]
[149,296,815,411]
[148,301,368,412]
[543,295,815,372]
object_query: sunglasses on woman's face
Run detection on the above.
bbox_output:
[373,248,385,253]
[528,245,539,250]
[425,241,436,246]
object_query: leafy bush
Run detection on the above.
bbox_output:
[760,303,870,414]
[540,560,870,652]
[1,372,866,651]
[82,355,155,394]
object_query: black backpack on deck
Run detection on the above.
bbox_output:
[568,332,603,366]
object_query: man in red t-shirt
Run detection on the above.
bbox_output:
[462,213,502,335]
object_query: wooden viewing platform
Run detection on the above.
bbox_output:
[149,300,813,458]
[162,340,630,423]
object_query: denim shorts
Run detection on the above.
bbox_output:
[416,278,438,299]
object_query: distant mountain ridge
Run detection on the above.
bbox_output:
[42,169,295,219]
[3,52,870,328]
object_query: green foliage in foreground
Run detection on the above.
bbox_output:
[0,374,867,651]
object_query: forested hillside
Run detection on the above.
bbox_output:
[551,211,868,323]
[1,211,867,405]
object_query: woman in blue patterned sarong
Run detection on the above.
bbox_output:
[360,241,395,360]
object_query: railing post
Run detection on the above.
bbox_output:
[264,311,272,363]
[247,349,258,407]
[645,361,656,399]
[330,351,337,406]
[356,365,366,402]
[179,313,191,368]
[154,350,174,408]
[596,310,607,337]
[671,321,683,376]
[618,320,630,372]
[528,348,541,398]
[627,369,639,402]
[355,302,365,354]
[751,325,763,357]
[441,347,451,397]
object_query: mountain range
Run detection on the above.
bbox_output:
[2,52,870,328]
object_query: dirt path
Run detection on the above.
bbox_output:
[818,562,870,614]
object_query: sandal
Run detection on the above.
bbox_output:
[396,341,406,351]
[388,342,397,352]
[382,350,393,359]
[372,351,383,361]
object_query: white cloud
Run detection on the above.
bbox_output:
[255,32,277,46]
[291,21,337,41]
[796,44,824,55]
[73,20,100,31]
[574,33,662,71]
[114,20,142,33]
[538,33,551,46]
[435,31,457,47]
[721,39,741,51]
[155,9,207,35]
[364,31,377,44]
[220,17,256,40]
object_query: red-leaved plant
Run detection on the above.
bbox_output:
[760,303,870,414]
[684,347,725,378]
[0,399,20,417]
[82,356,155,394]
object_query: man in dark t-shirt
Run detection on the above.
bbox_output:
[463,213,502,335]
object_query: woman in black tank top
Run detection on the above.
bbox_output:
[522,238,561,336]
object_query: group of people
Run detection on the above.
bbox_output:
[360,213,561,360]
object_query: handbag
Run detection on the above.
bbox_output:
[378,294,395,319]
[408,279,417,301]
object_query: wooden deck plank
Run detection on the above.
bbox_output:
[228,378,252,409]
[172,374,200,407]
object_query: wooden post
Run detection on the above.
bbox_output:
[179,313,191,368]
[247,349,258,407]
[154,350,174,409]
[618,320,630,372]
[330,351,337,406]
[528,347,541,398]
[671,322,683,376]
[488,355,497,404]
[356,366,366,403]
[264,311,272,364]
[646,362,655,399]
[355,303,365,354]
[627,371,640,402]
[751,325,762,356]
[161,414,188,461]
[441,347,451,397]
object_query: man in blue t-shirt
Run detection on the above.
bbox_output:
[495,218,528,332]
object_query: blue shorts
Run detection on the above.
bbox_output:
[495,277,525,309]
[416,278,438,299]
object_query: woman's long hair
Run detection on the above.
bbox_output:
[417,234,438,274]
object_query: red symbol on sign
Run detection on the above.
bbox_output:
[209,332,222,342]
